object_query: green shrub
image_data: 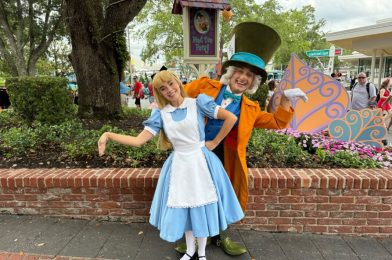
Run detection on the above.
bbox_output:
[316,149,380,168]
[0,126,38,157]
[6,76,74,124]
[62,125,168,167]
[33,120,85,144]
[248,129,310,167]
[122,106,152,118]
[246,83,268,110]
[0,109,24,130]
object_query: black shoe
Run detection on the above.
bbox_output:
[183,252,198,260]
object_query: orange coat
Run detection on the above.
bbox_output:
[185,77,294,211]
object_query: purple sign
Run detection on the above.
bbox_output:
[189,8,216,56]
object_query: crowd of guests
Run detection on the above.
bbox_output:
[343,72,392,138]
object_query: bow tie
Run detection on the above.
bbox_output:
[223,90,241,103]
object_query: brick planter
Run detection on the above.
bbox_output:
[0,168,391,237]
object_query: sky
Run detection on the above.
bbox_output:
[277,0,391,33]
[129,0,391,63]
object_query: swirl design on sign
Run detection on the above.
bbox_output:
[328,108,387,148]
[270,54,350,132]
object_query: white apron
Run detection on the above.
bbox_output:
[161,98,218,208]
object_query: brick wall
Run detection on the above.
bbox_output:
[0,168,391,236]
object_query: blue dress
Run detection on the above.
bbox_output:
[144,94,244,242]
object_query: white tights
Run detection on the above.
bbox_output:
[180,231,207,260]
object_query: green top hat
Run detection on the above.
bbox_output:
[222,22,281,84]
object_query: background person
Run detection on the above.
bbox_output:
[377,79,391,111]
[132,75,143,109]
[265,79,277,111]
[351,72,377,110]
[119,81,130,106]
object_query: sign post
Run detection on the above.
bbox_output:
[172,0,230,77]
[306,46,343,75]
[306,48,342,58]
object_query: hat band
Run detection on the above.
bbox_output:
[230,52,266,70]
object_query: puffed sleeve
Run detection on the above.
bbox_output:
[143,109,162,136]
[196,94,220,119]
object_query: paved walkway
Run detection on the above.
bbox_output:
[1,215,392,260]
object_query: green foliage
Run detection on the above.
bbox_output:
[246,83,268,110]
[248,129,310,167]
[122,106,152,118]
[0,109,24,130]
[317,149,380,169]
[63,129,102,158]
[133,0,183,63]
[6,76,74,125]
[0,119,85,158]
[113,32,130,73]
[133,0,328,68]
[32,120,85,144]
[45,38,73,77]
[0,126,38,157]
[62,124,168,167]
[0,116,384,169]
[0,0,65,76]
[271,5,328,68]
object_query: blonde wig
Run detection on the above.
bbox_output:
[220,66,262,95]
[151,70,187,150]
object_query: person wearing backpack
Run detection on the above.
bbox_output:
[351,72,377,110]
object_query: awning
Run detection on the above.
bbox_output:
[326,18,392,56]
[172,0,230,15]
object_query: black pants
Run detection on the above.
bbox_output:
[212,141,224,163]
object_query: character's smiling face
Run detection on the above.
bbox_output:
[158,79,182,103]
[229,67,255,94]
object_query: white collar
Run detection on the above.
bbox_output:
[225,85,242,96]
[162,97,190,112]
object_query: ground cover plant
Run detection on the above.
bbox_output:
[1,108,391,169]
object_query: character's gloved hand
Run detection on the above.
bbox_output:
[283,88,308,103]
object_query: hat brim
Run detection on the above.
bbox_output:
[222,60,268,85]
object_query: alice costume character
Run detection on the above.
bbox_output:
[144,94,244,242]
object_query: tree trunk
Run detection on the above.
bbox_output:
[65,0,146,118]
[71,36,120,118]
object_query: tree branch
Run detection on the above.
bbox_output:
[29,1,65,71]
[16,0,24,50]
[28,0,35,52]
[0,1,18,54]
[101,0,147,42]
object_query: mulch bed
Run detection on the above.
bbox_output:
[0,117,164,169]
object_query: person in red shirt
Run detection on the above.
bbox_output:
[132,76,143,109]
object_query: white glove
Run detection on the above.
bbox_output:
[283,88,308,103]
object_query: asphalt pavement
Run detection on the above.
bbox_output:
[0,215,392,260]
